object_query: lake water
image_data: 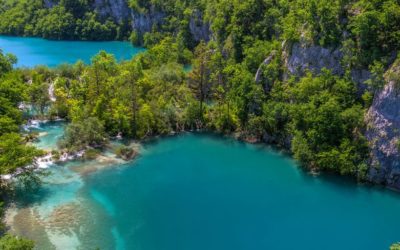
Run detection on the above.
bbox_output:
[0,36,145,67]
[26,120,66,151]
[2,36,400,249]
[6,122,400,250]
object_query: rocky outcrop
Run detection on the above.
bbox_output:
[255,41,372,92]
[130,8,210,41]
[255,42,371,91]
[130,7,165,34]
[44,0,58,8]
[44,0,211,41]
[93,0,131,23]
[365,60,400,189]
[283,42,370,85]
[286,42,344,77]
[189,10,211,42]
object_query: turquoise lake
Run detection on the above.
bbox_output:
[7,121,400,249]
[1,37,400,249]
[0,36,144,67]
[27,120,66,150]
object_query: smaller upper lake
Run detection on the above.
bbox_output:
[0,36,145,67]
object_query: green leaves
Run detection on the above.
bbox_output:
[391,243,400,250]
[0,49,16,77]
[0,1,123,40]
[0,50,43,176]
[350,0,400,64]
[263,70,368,178]
[0,234,34,250]
[0,133,43,175]
[59,117,107,151]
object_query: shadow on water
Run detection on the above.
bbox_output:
[141,131,255,148]
[296,165,400,198]
[12,183,54,208]
[143,132,400,199]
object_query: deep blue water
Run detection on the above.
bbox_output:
[0,36,144,67]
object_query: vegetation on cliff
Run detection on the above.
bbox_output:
[1,0,399,65]
[0,0,129,40]
[3,0,396,180]
[22,35,366,180]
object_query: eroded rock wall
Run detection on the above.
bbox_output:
[44,0,210,41]
[365,61,400,189]
[93,0,131,22]
[286,42,344,77]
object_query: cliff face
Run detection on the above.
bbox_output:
[130,6,165,34]
[44,0,57,8]
[45,0,210,41]
[93,0,131,23]
[286,42,344,77]
[256,42,372,93]
[131,6,210,42]
[189,10,211,42]
[256,42,400,190]
[256,42,371,94]
[284,42,371,85]
[365,61,400,189]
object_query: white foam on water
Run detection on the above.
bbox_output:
[47,230,80,250]
[36,154,55,169]
[24,119,47,131]
[1,174,12,180]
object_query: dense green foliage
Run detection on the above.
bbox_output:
[0,51,44,248]
[1,0,400,247]
[22,33,363,179]
[391,243,400,250]
[59,117,107,151]
[0,51,42,175]
[1,0,399,66]
[128,0,400,66]
[282,72,368,176]
[1,0,398,201]
[0,0,128,40]
[0,234,34,250]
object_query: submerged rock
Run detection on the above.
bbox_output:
[115,146,138,161]
[365,59,400,189]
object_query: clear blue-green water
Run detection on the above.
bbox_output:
[8,129,400,250]
[27,120,66,150]
[0,36,145,67]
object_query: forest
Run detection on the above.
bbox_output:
[0,0,400,248]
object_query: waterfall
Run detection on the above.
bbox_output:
[48,81,56,102]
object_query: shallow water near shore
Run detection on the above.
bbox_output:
[0,36,145,67]
[27,120,66,151]
[6,123,400,249]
